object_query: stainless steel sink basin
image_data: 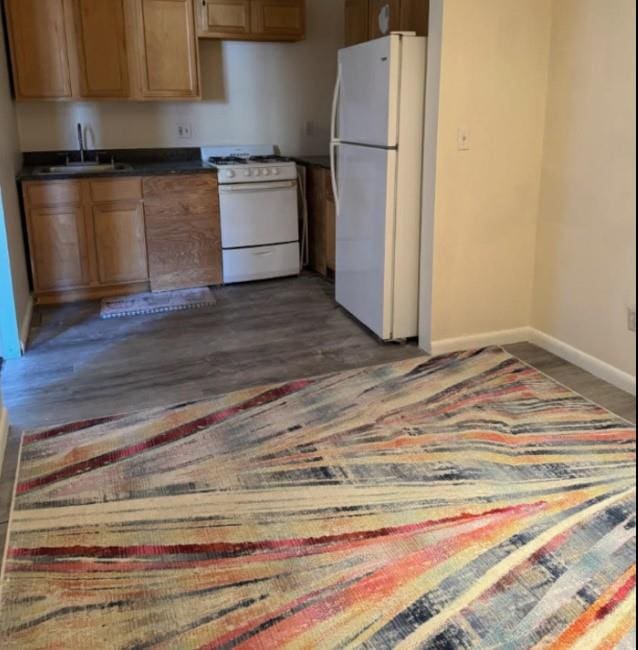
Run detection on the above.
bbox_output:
[34,162,133,175]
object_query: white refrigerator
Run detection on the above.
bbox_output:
[330,33,426,341]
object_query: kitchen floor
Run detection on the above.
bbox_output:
[0,273,635,549]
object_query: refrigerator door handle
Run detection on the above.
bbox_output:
[330,62,342,215]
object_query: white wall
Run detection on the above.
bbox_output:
[533,0,636,377]
[15,0,343,156]
[0,9,31,357]
[424,0,553,347]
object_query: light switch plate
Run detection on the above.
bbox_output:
[629,306,636,333]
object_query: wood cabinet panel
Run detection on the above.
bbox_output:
[134,0,200,98]
[92,202,148,284]
[200,0,251,37]
[344,0,369,47]
[89,178,142,203]
[142,174,217,195]
[4,0,73,99]
[250,0,304,40]
[27,206,89,291]
[143,175,222,291]
[24,180,82,208]
[73,0,130,98]
[399,0,429,36]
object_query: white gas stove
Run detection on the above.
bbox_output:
[202,146,301,284]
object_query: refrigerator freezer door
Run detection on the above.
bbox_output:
[338,35,401,148]
[336,143,397,340]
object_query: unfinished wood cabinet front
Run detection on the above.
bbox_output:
[307,166,336,278]
[133,0,200,98]
[344,0,369,47]
[250,0,304,41]
[199,0,251,38]
[143,174,222,291]
[72,0,131,98]
[3,0,74,99]
[92,202,148,284]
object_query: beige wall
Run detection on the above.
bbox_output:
[533,0,636,376]
[15,0,343,155]
[427,0,553,343]
[0,10,30,345]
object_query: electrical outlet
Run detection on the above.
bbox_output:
[629,306,636,333]
[457,127,471,151]
[177,123,192,139]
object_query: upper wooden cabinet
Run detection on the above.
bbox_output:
[344,0,428,47]
[132,0,200,98]
[344,0,368,48]
[73,0,131,98]
[3,0,74,99]
[3,0,201,101]
[198,0,305,41]
[199,0,251,38]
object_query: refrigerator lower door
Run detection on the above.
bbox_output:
[336,143,397,340]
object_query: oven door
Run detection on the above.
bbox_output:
[219,180,299,248]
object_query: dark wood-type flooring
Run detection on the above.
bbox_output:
[1,274,635,553]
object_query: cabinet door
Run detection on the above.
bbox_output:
[199,0,251,38]
[27,206,89,291]
[250,0,305,41]
[134,0,200,98]
[72,0,130,98]
[368,0,401,40]
[143,175,222,291]
[4,0,73,99]
[344,0,369,47]
[92,202,149,284]
[399,0,429,36]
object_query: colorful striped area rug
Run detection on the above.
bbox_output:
[0,347,635,648]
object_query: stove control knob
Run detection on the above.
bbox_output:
[244,170,252,177]
[272,168,280,176]
[262,169,271,176]
[226,170,236,179]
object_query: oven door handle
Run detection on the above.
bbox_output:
[219,180,297,193]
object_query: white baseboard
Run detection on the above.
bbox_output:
[19,296,34,354]
[429,327,532,356]
[529,329,636,397]
[428,325,635,397]
[0,407,8,471]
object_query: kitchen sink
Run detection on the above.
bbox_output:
[33,162,134,175]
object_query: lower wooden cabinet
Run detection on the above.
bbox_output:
[23,177,148,302]
[22,173,221,304]
[307,165,336,279]
[92,202,148,284]
[143,174,222,291]
[198,0,305,41]
[27,204,90,292]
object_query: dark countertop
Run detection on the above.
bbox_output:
[18,148,217,181]
[294,155,331,170]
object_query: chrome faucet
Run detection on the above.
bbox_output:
[77,123,86,163]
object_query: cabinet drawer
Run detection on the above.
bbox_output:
[143,174,218,196]
[24,180,82,207]
[89,178,142,203]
